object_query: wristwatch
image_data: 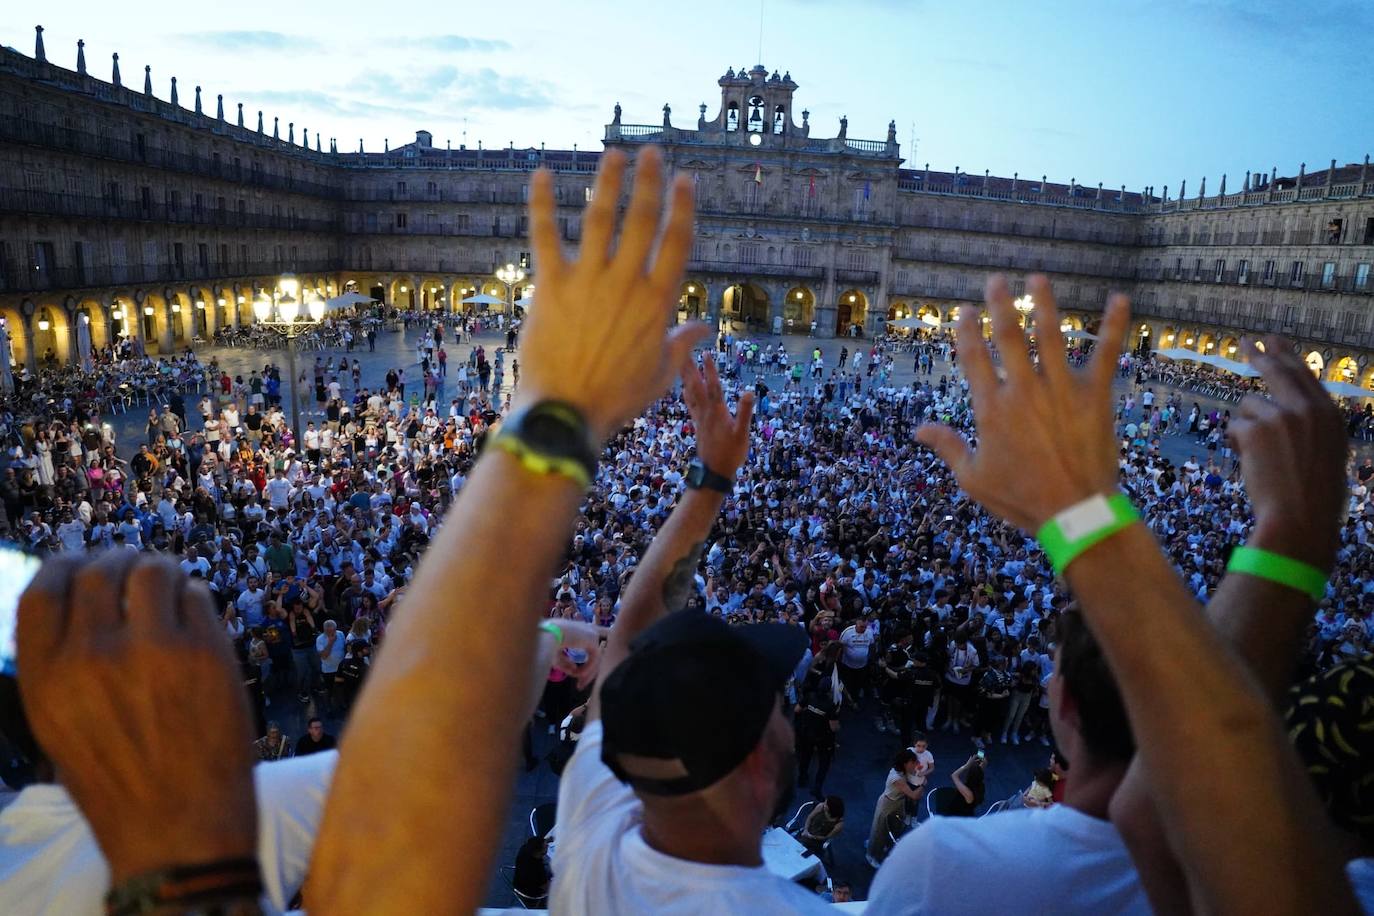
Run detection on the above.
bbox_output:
[685,458,734,494]
[490,401,599,488]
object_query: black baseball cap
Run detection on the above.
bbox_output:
[600,611,807,797]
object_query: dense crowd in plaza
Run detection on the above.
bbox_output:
[1,149,1370,916]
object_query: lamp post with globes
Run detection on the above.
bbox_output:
[251,273,326,448]
[495,262,526,317]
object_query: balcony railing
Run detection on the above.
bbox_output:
[0,186,340,232]
[0,116,341,199]
[0,259,339,295]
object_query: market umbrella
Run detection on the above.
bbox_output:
[1062,329,1098,341]
[1152,347,1208,362]
[322,292,376,310]
[1323,380,1374,399]
[514,296,535,309]
[0,324,13,395]
[1200,355,1260,378]
[77,315,94,373]
[461,293,504,306]
[885,317,927,330]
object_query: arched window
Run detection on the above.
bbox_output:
[773,105,785,134]
[726,102,740,132]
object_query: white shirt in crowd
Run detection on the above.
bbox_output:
[866,803,1150,915]
[838,624,875,669]
[0,750,337,916]
[551,722,832,914]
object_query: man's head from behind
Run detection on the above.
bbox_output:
[1048,608,1135,767]
[600,611,806,832]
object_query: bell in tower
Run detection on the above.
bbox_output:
[747,95,764,132]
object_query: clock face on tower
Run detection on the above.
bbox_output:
[749,133,762,147]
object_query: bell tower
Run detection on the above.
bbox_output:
[709,64,799,138]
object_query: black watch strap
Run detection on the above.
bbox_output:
[687,458,733,494]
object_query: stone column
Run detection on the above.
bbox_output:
[159,302,175,354]
[65,311,80,366]
[20,314,37,373]
[815,262,838,338]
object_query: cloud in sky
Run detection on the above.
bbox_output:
[416,35,512,52]
[178,30,321,51]
[236,88,433,123]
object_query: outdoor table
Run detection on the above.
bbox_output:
[761,825,822,883]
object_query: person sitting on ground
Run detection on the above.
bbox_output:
[512,835,552,902]
[1022,767,1056,809]
[796,795,845,854]
[295,717,336,757]
[948,754,987,817]
[253,721,292,761]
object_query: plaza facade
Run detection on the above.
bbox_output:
[1,28,1372,387]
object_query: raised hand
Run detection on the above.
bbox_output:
[1229,338,1348,571]
[517,146,709,442]
[916,274,1130,531]
[549,619,611,691]
[16,552,256,883]
[683,353,755,476]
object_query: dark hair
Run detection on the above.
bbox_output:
[308,717,323,727]
[910,730,928,745]
[1054,608,1135,763]
[825,795,846,818]
[892,748,917,772]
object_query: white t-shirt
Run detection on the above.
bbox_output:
[550,722,832,915]
[838,625,875,669]
[866,804,1150,915]
[0,750,336,916]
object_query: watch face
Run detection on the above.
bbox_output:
[521,411,572,453]
[686,462,705,486]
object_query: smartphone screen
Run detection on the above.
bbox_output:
[0,547,44,677]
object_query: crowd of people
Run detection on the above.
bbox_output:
[0,147,1370,915]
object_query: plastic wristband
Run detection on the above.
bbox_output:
[539,620,565,645]
[490,435,592,489]
[1227,546,1328,603]
[1036,492,1141,576]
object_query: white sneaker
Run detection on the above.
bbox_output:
[1011,734,1020,746]
[998,732,1006,744]
[1040,735,1050,746]
[866,854,882,869]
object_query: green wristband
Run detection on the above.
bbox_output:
[1226,546,1328,602]
[1036,492,1141,576]
[539,620,565,645]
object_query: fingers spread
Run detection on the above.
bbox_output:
[955,307,997,404]
[647,176,696,299]
[986,275,1034,385]
[581,149,626,262]
[1027,275,1071,392]
[916,424,975,481]
[528,169,565,287]
[735,389,757,426]
[1090,293,1132,393]
[614,147,665,276]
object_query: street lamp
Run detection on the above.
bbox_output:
[495,263,526,315]
[252,273,327,447]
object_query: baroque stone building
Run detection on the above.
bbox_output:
[2,28,1372,387]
